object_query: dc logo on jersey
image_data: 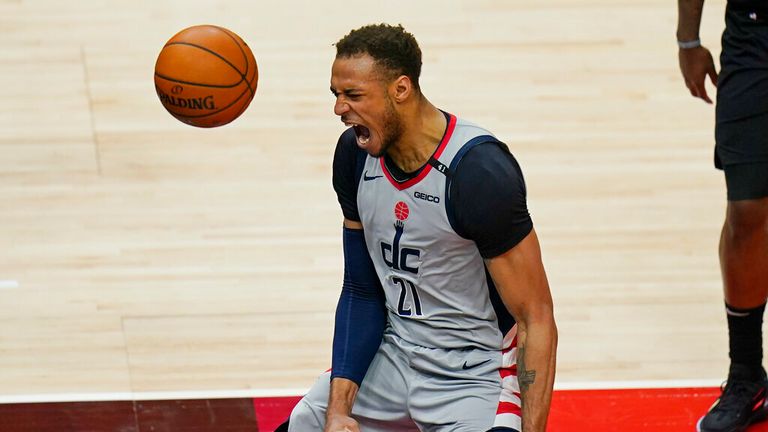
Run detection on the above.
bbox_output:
[381,202,420,274]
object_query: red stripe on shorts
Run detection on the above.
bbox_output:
[500,365,517,379]
[503,336,518,354]
[497,401,522,416]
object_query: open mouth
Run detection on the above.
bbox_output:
[354,125,370,145]
[342,117,371,146]
[347,123,370,146]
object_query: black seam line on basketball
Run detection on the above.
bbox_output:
[227,83,250,121]
[211,26,248,76]
[231,83,253,120]
[164,41,248,86]
[211,26,256,97]
[194,24,249,77]
[154,72,241,89]
[166,85,252,119]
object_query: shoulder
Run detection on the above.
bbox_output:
[334,128,360,160]
[454,139,523,185]
[447,117,513,172]
[448,140,532,258]
[333,128,366,222]
[333,128,366,176]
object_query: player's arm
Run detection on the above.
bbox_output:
[325,132,387,432]
[326,218,386,432]
[486,230,557,432]
[677,0,718,103]
[450,142,556,432]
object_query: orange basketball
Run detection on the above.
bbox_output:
[154,25,258,128]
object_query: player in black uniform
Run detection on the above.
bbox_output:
[677,1,768,431]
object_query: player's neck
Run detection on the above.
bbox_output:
[386,99,446,174]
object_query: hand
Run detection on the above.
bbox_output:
[324,413,360,432]
[678,45,718,104]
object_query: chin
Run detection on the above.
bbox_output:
[369,139,394,158]
[367,147,385,158]
[359,140,383,158]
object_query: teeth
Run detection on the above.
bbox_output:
[358,134,370,145]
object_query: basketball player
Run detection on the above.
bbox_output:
[677,1,768,431]
[282,24,557,432]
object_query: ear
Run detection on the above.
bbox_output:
[390,75,413,103]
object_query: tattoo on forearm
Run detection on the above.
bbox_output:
[518,346,537,392]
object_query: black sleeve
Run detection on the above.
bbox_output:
[331,227,387,385]
[332,128,365,222]
[450,142,533,259]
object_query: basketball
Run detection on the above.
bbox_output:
[154,25,258,128]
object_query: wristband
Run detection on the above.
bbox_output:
[677,39,701,49]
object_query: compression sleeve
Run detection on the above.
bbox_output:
[331,226,387,385]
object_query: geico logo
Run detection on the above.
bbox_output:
[413,191,440,203]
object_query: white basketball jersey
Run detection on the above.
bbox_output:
[357,114,506,351]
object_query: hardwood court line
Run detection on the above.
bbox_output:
[0,280,20,289]
[0,380,725,404]
[79,45,102,176]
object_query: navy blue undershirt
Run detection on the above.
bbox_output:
[332,126,533,258]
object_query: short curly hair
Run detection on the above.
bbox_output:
[335,23,422,90]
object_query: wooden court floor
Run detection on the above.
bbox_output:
[0,0,750,429]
